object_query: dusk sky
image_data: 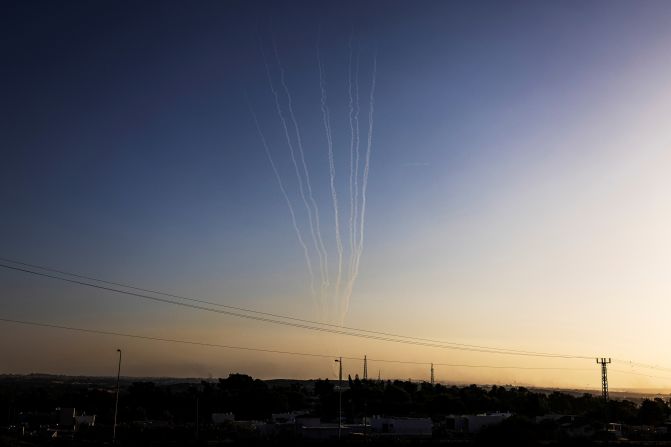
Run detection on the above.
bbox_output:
[3,0,671,390]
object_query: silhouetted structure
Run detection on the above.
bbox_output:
[4,374,671,445]
[596,357,611,401]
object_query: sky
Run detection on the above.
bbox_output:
[3,0,671,391]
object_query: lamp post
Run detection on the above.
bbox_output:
[334,357,342,440]
[113,349,122,443]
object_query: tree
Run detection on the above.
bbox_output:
[638,398,668,426]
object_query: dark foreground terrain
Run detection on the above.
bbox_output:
[2,374,670,446]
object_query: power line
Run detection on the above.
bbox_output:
[6,315,670,385]
[0,259,591,360]
[0,257,575,357]
[5,259,671,378]
[610,368,671,381]
[611,358,671,374]
[0,317,348,361]
[432,362,594,371]
[0,317,595,372]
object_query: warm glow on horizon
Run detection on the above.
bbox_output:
[3,1,671,394]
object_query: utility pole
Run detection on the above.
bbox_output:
[430,363,435,385]
[596,358,611,401]
[335,357,343,440]
[363,355,368,381]
[113,349,122,443]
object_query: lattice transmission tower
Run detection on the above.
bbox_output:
[596,357,611,401]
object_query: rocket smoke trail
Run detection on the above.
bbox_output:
[317,45,344,307]
[347,34,355,290]
[341,53,376,324]
[260,39,326,313]
[247,101,318,312]
[272,40,332,310]
[356,54,377,278]
[255,33,377,325]
[349,51,362,294]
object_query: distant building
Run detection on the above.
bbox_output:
[55,408,96,433]
[74,414,95,429]
[607,422,623,438]
[446,412,512,433]
[271,411,308,424]
[535,414,577,424]
[211,412,235,424]
[370,416,432,436]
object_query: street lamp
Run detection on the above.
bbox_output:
[113,349,122,443]
[334,357,342,440]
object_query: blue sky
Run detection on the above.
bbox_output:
[3,0,671,387]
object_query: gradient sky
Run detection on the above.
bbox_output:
[3,0,671,391]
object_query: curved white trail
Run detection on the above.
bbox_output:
[346,35,356,301]
[317,46,344,309]
[261,40,326,314]
[272,40,331,311]
[356,55,377,275]
[247,102,317,309]
[342,53,376,324]
[255,35,376,326]
[349,52,362,295]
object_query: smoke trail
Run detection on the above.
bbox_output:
[260,39,327,315]
[355,54,377,276]
[348,51,362,297]
[256,34,376,325]
[247,101,317,311]
[341,49,362,324]
[341,53,377,323]
[341,48,362,324]
[346,34,356,301]
[317,45,344,308]
[272,39,331,311]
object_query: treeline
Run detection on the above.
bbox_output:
[316,378,670,426]
[2,374,670,426]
